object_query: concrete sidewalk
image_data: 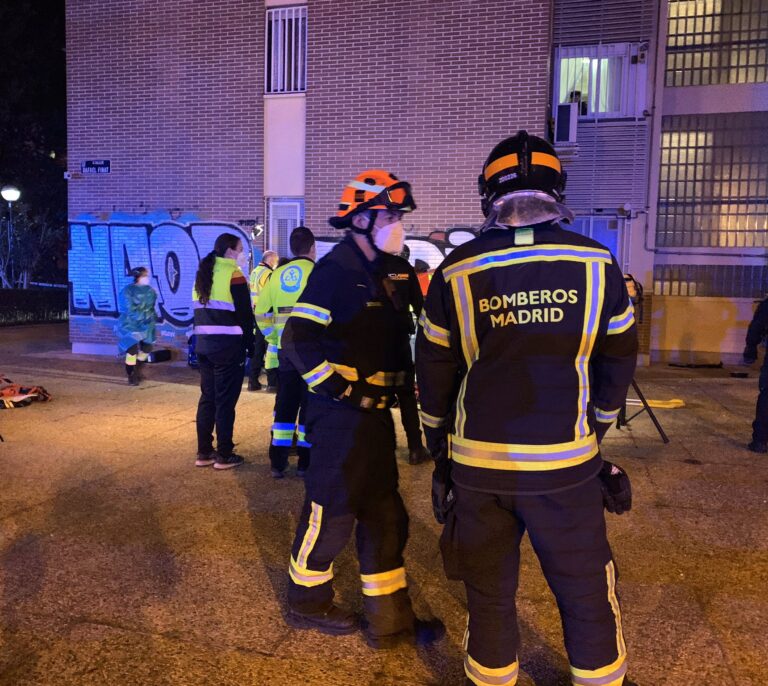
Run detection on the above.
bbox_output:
[0,324,767,685]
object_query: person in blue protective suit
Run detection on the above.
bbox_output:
[417,132,639,686]
[115,267,157,386]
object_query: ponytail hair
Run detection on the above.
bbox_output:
[194,233,242,304]
[130,266,148,283]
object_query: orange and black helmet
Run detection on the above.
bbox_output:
[329,169,416,229]
[478,131,566,217]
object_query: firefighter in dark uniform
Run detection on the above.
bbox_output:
[416,132,638,686]
[280,170,445,646]
[743,297,768,452]
[379,250,431,464]
[255,227,316,477]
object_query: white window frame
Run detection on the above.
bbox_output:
[265,6,307,95]
[553,42,647,120]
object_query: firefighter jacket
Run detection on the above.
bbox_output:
[281,236,412,404]
[255,257,315,369]
[416,223,638,494]
[746,298,768,351]
[378,252,424,337]
[249,262,274,309]
[192,257,255,356]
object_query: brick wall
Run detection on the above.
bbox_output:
[66,0,264,221]
[304,0,552,236]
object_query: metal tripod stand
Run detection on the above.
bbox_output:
[616,378,670,443]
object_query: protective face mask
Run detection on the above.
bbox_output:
[236,251,248,269]
[373,221,405,254]
[137,276,150,286]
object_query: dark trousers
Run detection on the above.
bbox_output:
[445,478,627,686]
[396,364,422,449]
[196,345,245,457]
[287,395,415,637]
[248,327,268,385]
[270,360,310,472]
[126,341,152,357]
[752,360,768,442]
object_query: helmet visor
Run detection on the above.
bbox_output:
[491,190,574,228]
[368,182,416,213]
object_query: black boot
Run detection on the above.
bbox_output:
[125,364,139,386]
[286,605,358,635]
[364,617,445,649]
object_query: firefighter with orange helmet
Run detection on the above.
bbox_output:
[280,170,445,647]
[417,132,638,686]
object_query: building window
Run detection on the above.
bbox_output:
[666,0,768,87]
[567,215,624,263]
[653,263,767,298]
[266,197,304,256]
[657,112,768,248]
[265,6,307,94]
[553,43,647,119]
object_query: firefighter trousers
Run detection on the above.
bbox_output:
[444,478,627,686]
[752,359,768,442]
[287,395,415,637]
[269,358,310,472]
[396,363,423,449]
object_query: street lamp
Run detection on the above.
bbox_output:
[1,185,21,287]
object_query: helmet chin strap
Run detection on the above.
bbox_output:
[351,211,379,251]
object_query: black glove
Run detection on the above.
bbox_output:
[338,382,386,411]
[423,426,448,458]
[599,460,632,515]
[431,439,454,524]
[743,345,758,365]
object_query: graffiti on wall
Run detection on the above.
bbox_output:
[68,219,476,333]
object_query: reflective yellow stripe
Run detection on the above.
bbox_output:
[451,275,478,437]
[465,654,519,685]
[289,556,333,588]
[331,364,358,382]
[607,304,635,335]
[450,433,598,472]
[607,559,627,661]
[443,244,612,283]
[531,151,562,172]
[419,311,451,348]
[297,502,323,568]
[302,361,335,388]
[125,353,137,365]
[575,261,605,439]
[484,153,519,181]
[324,364,403,388]
[360,567,407,597]
[594,406,620,424]
[420,410,446,429]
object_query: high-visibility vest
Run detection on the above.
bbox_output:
[192,257,243,337]
[255,257,314,368]
[249,263,273,308]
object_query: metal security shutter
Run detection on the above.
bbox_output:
[554,0,656,46]
[563,121,650,211]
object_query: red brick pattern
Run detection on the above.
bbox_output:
[66,0,264,221]
[304,0,551,235]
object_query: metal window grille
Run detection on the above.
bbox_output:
[266,197,304,256]
[265,6,307,94]
[657,112,768,248]
[553,43,647,119]
[654,263,767,298]
[666,0,768,87]
[566,215,624,263]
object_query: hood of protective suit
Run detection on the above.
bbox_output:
[480,190,574,232]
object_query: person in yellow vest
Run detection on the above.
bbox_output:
[192,233,255,470]
[255,226,316,477]
[248,249,279,392]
